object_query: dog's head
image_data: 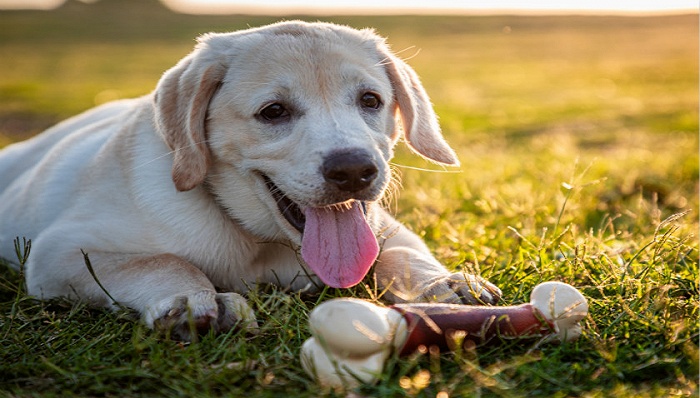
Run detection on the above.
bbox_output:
[153,21,458,288]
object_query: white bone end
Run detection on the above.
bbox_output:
[301,337,388,389]
[302,298,409,389]
[530,281,589,342]
[309,298,408,356]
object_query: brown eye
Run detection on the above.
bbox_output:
[259,103,289,121]
[360,92,381,110]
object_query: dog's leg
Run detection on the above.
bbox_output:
[26,251,257,341]
[374,209,501,305]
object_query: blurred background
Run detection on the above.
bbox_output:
[0,0,696,139]
[2,0,697,13]
[0,0,697,233]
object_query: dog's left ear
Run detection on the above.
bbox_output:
[153,42,225,192]
[380,49,460,167]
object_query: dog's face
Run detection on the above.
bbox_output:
[153,21,459,288]
[206,26,397,233]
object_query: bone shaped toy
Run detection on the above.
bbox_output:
[301,281,588,389]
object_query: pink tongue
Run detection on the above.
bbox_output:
[301,202,379,288]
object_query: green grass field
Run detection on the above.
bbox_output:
[0,1,697,396]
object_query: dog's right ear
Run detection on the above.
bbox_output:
[378,48,460,167]
[153,43,226,192]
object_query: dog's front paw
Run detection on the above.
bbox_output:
[146,291,258,341]
[214,292,259,333]
[376,247,501,305]
[384,271,501,305]
[431,272,502,305]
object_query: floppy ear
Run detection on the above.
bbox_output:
[153,48,225,192]
[381,51,460,167]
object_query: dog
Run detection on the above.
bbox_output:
[0,21,500,340]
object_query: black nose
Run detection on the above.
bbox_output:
[322,150,379,193]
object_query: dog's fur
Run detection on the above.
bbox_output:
[0,21,499,340]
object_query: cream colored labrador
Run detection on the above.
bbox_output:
[0,21,500,340]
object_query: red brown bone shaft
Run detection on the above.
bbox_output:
[392,303,552,356]
[301,281,588,390]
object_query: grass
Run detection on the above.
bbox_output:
[0,1,698,396]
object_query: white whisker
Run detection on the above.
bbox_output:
[396,46,421,62]
[393,45,417,56]
[389,162,462,173]
[131,139,211,171]
[374,57,392,67]
[381,164,403,214]
[375,46,421,67]
[131,150,176,171]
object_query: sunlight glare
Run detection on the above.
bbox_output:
[0,0,696,13]
[162,0,698,14]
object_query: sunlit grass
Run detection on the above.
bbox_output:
[0,3,697,397]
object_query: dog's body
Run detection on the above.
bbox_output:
[0,21,499,339]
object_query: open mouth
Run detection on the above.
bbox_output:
[262,174,368,234]
[262,174,306,233]
[261,173,379,289]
